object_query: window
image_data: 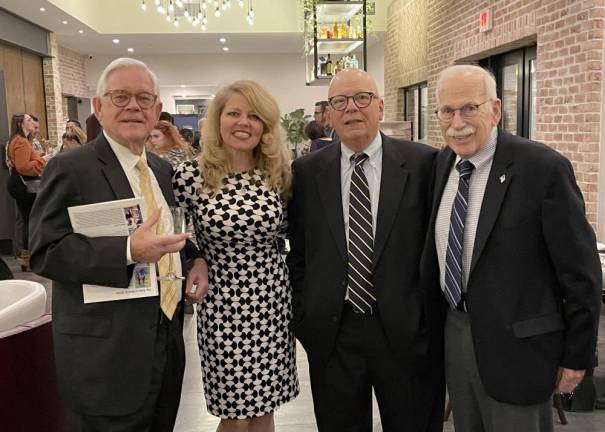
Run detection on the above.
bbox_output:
[402,82,428,142]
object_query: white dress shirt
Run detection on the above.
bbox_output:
[340,132,383,243]
[105,131,182,299]
[435,127,498,292]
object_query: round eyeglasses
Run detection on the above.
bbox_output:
[103,90,157,109]
[328,92,376,111]
[435,100,491,122]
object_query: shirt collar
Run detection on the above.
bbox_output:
[104,131,147,171]
[455,127,498,171]
[341,131,382,167]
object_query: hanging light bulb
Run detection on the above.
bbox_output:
[201,0,207,9]
[222,0,228,11]
[238,0,244,6]
[201,24,207,31]
[166,14,171,22]
[175,0,183,8]
[141,1,147,11]
[184,9,189,17]
[192,17,199,26]
[214,5,221,17]
[202,11,208,25]
[174,19,180,27]
[155,0,160,5]
[226,0,231,7]
[168,0,174,12]
[158,5,165,14]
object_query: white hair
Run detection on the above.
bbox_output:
[436,64,497,104]
[95,57,160,98]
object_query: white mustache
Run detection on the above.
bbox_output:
[447,126,476,137]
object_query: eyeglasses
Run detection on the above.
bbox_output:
[103,90,157,109]
[328,92,376,111]
[435,100,491,122]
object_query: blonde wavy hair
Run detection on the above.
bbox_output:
[200,80,292,198]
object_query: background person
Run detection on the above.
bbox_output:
[147,120,191,168]
[174,80,299,432]
[6,113,47,271]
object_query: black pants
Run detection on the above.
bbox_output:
[308,306,444,432]
[7,171,36,250]
[64,311,186,432]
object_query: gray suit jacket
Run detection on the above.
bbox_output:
[29,134,184,416]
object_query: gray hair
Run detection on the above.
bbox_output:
[95,57,160,98]
[436,65,497,104]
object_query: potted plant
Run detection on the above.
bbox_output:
[281,108,311,158]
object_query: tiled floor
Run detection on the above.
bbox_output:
[4,255,605,431]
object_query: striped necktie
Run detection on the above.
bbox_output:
[443,159,474,310]
[136,158,179,320]
[347,152,375,314]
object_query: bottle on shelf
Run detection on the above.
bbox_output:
[318,56,327,76]
[326,54,333,76]
[340,22,348,39]
[333,22,339,39]
[350,54,359,69]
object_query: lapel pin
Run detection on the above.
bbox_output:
[499,174,506,184]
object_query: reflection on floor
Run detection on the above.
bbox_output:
[175,305,605,432]
[3,256,605,431]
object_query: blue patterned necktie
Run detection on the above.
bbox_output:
[444,160,474,310]
[347,153,375,314]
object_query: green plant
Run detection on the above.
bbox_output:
[281,108,311,148]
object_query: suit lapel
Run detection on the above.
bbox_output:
[372,135,408,268]
[469,132,514,276]
[147,154,175,206]
[95,136,134,200]
[315,143,347,263]
[429,148,456,236]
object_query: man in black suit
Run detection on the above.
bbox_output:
[426,64,601,431]
[288,69,444,431]
[30,58,208,431]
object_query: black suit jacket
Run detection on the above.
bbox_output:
[423,130,601,405]
[29,135,187,416]
[287,133,442,370]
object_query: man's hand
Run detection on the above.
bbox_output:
[555,367,585,394]
[185,258,209,303]
[130,209,188,263]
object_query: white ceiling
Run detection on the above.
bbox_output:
[0,0,311,54]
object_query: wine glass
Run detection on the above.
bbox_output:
[157,206,186,281]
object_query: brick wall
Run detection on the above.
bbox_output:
[384,0,605,227]
[42,37,92,146]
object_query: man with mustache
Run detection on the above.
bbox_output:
[288,69,444,431]
[424,64,601,431]
[30,58,207,431]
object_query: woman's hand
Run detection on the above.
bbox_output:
[185,258,210,303]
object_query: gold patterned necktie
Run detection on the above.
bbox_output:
[136,158,179,320]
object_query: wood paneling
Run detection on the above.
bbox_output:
[2,45,26,118]
[21,51,47,138]
[0,43,47,137]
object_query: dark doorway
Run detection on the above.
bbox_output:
[480,45,536,139]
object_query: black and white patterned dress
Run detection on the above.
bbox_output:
[173,160,299,419]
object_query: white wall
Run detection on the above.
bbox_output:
[85,48,385,118]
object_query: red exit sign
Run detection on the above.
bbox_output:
[479,8,493,33]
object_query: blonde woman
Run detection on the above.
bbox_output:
[173,80,298,432]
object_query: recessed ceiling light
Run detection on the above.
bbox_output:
[39,7,45,12]
[222,46,229,52]
[219,37,226,43]
[127,48,134,53]
[78,30,84,34]
[112,39,120,44]
[62,20,68,25]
